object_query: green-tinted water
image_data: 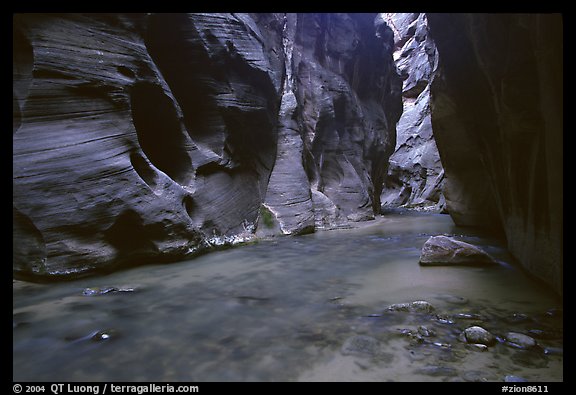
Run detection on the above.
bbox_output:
[13,212,562,381]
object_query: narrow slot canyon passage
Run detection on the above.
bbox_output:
[13,13,562,383]
[379,13,446,213]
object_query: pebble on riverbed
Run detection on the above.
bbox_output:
[460,326,497,346]
[505,332,537,349]
[465,343,489,352]
[82,287,136,296]
[91,329,118,342]
[543,347,563,356]
[397,326,436,345]
[386,300,435,313]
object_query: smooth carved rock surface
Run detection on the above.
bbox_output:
[427,14,563,295]
[419,235,496,266]
[13,13,402,279]
[379,13,445,211]
[266,13,402,232]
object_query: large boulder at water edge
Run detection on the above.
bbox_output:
[419,235,496,266]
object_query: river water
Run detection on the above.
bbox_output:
[13,211,562,382]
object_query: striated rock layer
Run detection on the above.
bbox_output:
[427,14,563,295]
[379,13,445,211]
[13,13,402,279]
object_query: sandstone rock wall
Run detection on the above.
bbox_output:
[379,13,445,211]
[13,13,401,279]
[427,13,563,295]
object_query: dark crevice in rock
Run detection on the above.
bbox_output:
[144,14,222,148]
[195,161,236,177]
[220,107,277,172]
[32,69,77,80]
[130,82,192,186]
[103,209,159,257]
[144,13,278,161]
[403,79,428,99]
[117,65,135,80]
[129,151,161,195]
[182,195,196,220]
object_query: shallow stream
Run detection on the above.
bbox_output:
[13,212,563,381]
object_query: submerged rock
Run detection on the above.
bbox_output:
[341,335,382,357]
[91,329,117,342]
[460,326,496,346]
[453,313,487,321]
[398,325,441,346]
[436,294,469,305]
[504,313,531,324]
[418,325,435,337]
[419,235,497,266]
[504,375,528,382]
[462,370,489,382]
[416,365,458,377]
[66,328,118,343]
[82,287,135,296]
[387,300,435,313]
[505,332,537,349]
[465,343,488,352]
[433,314,455,324]
[543,347,563,356]
[510,350,548,368]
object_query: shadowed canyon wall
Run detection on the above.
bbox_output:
[426,13,563,295]
[13,13,402,279]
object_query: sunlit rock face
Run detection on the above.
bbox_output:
[427,13,563,295]
[379,13,445,211]
[13,13,402,279]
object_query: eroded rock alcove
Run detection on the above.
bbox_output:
[13,13,402,279]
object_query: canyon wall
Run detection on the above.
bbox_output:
[427,13,563,295]
[13,13,402,279]
[379,13,445,211]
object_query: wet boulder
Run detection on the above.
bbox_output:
[505,332,537,349]
[387,300,436,313]
[82,286,135,296]
[419,235,497,266]
[460,326,496,346]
